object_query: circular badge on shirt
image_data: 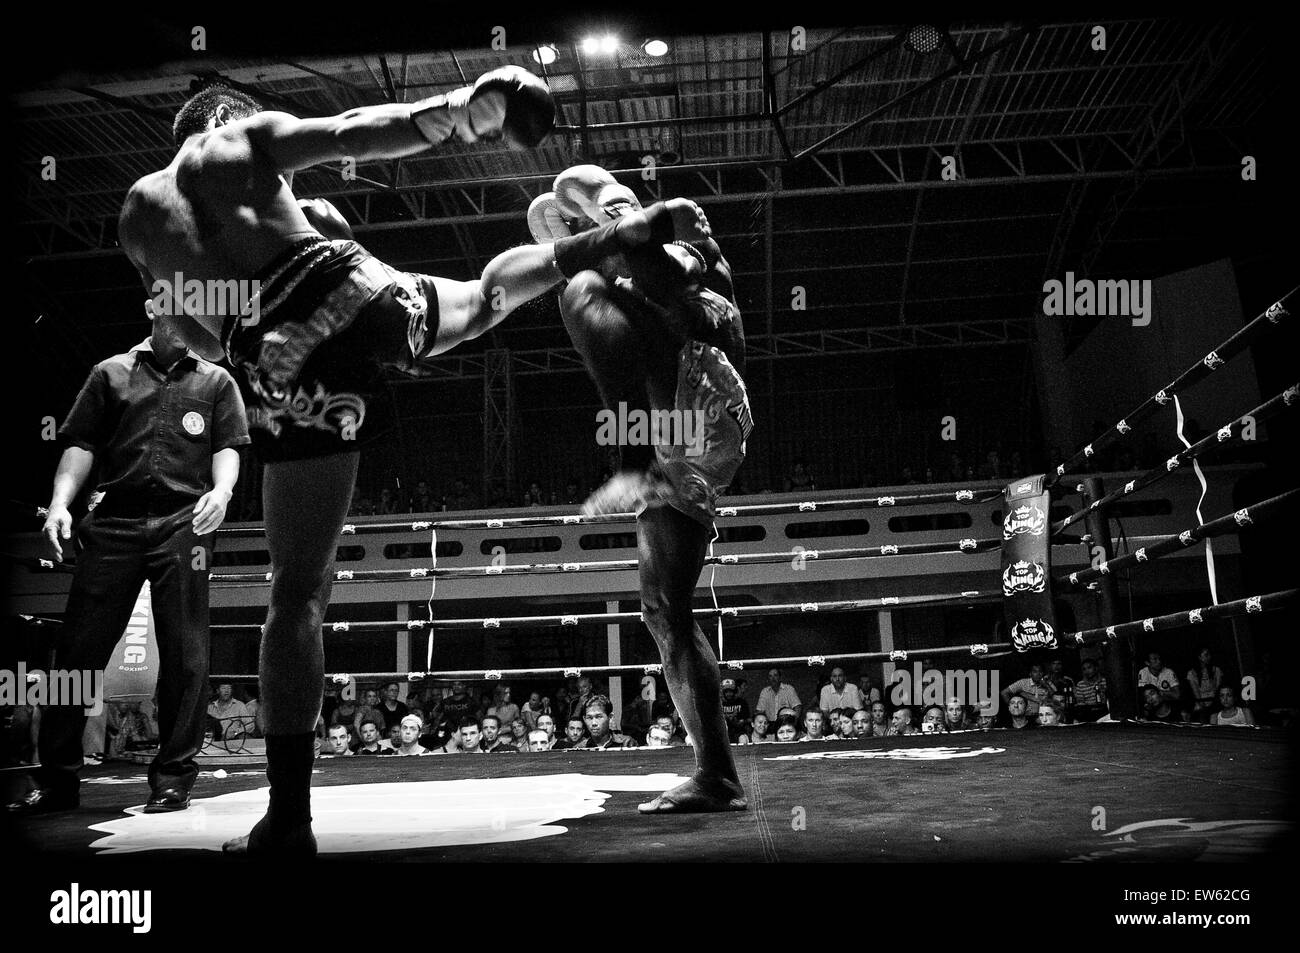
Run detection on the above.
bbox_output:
[182,411,205,436]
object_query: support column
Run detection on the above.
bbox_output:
[878,609,896,693]
[396,603,410,701]
[606,600,623,726]
[1080,477,1136,719]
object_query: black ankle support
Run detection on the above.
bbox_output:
[265,731,315,824]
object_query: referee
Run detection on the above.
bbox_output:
[9,307,249,815]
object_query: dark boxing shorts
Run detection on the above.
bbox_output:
[226,238,442,461]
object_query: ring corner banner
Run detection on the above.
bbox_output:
[1001,475,1057,652]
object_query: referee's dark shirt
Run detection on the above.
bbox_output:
[58,340,250,511]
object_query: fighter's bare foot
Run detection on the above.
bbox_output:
[616,199,712,247]
[222,811,317,858]
[637,775,747,814]
[580,471,670,517]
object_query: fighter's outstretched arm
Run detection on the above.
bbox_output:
[242,67,554,173]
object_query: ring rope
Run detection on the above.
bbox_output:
[1052,382,1299,535]
[204,590,992,635]
[206,536,1002,585]
[1046,286,1295,486]
[207,640,1017,682]
[1067,589,1297,646]
[212,487,1005,537]
[1057,489,1299,589]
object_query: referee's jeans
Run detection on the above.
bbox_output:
[37,500,213,799]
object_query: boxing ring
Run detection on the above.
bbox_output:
[4,286,1298,862]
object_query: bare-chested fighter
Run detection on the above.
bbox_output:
[117,73,713,854]
[528,165,752,813]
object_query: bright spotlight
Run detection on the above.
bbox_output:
[532,44,557,66]
[642,39,668,57]
[581,36,601,55]
[599,34,620,54]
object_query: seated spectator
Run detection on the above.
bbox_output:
[720,678,751,743]
[855,672,884,707]
[410,480,435,514]
[208,681,254,739]
[1073,658,1109,722]
[377,682,410,731]
[488,685,521,729]
[355,687,387,735]
[508,718,530,750]
[1140,685,1180,724]
[887,708,920,736]
[747,712,773,744]
[1044,656,1075,717]
[1036,703,1062,727]
[522,481,545,507]
[819,668,865,714]
[520,691,547,730]
[575,696,637,749]
[526,728,551,752]
[330,694,359,731]
[321,724,355,757]
[835,710,857,740]
[850,709,872,738]
[393,715,431,756]
[867,701,890,737]
[387,723,403,748]
[535,714,558,749]
[553,717,587,750]
[800,709,829,741]
[429,719,477,754]
[654,714,688,745]
[1187,647,1225,722]
[479,715,517,753]
[1001,663,1052,715]
[784,459,816,493]
[943,696,976,731]
[1210,686,1254,727]
[431,680,480,735]
[1006,695,1034,729]
[920,706,946,734]
[774,716,800,742]
[355,719,391,755]
[757,669,802,724]
[976,700,999,730]
[1137,651,1180,703]
[644,724,674,748]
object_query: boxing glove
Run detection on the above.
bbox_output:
[527,192,574,243]
[415,66,555,149]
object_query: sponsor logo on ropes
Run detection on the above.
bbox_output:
[766,745,1006,763]
[1154,390,1171,405]
[1203,351,1224,370]
[1002,560,1046,596]
[959,538,978,552]
[1188,609,1204,624]
[1246,597,1262,613]
[1135,548,1148,562]
[1003,504,1046,539]
[1117,419,1131,434]
[1010,618,1057,651]
[1233,508,1252,527]
[956,490,975,502]
[1266,300,1288,321]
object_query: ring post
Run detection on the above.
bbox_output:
[1080,477,1136,719]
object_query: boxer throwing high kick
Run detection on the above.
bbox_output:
[529,166,753,813]
[119,72,713,854]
